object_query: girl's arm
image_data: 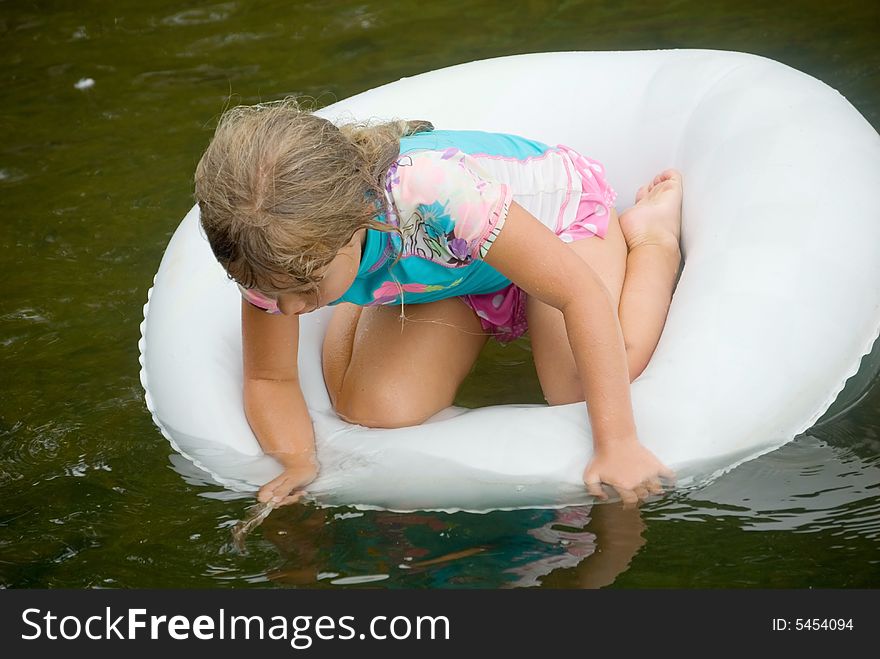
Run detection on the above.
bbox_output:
[483,202,673,503]
[242,299,318,505]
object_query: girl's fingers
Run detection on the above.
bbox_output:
[270,483,302,504]
[259,473,307,503]
[584,475,607,500]
[276,491,304,507]
[618,488,639,508]
[272,490,305,506]
[259,485,304,506]
[646,478,664,495]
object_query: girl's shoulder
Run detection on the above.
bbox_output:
[399,129,553,160]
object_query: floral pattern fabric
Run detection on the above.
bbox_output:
[238,130,616,342]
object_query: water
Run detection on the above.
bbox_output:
[1,0,878,588]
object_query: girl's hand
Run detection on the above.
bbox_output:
[258,456,319,506]
[583,438,675,506]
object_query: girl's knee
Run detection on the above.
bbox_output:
[334,380,441,429]
[326,298,481,428]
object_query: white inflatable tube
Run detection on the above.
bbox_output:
[139,50,880,512]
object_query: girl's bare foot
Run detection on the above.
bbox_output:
[619,169,683,252]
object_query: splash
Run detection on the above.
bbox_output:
[229,501,276,553]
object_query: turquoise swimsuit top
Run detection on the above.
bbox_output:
[329,129,554,307]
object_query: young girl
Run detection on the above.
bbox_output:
[195,100,681,508]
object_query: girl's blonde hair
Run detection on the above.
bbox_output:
[194,98,432,295]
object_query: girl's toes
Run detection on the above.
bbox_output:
[661,169,682,183]
[653,171,671,186]
[635,185,649,203]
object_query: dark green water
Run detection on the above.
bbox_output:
[2,0,878,588]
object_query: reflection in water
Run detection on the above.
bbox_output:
[178,395,880,589]
[216,416,880,589]
[254,501,645,589]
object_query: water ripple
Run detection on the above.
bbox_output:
[183,31,278,55]
[0,167,27,183]
[656,434,880,538]
[133,64,261,89]
[161,3,237,27]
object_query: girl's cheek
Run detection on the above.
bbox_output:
[277,295,305,316]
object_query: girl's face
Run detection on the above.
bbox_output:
[273,228,365,316]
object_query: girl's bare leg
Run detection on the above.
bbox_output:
[323,171,684,418]
[322,298,488,428]
[617,170,683,381]
[527,207,628,404]
[528,170,683,404]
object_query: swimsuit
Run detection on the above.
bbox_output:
[240,130,616,343]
